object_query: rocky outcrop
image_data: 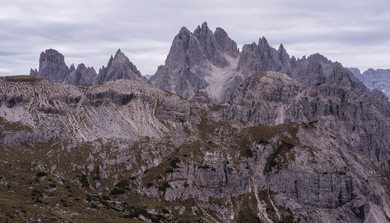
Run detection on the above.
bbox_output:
[94,49,147,85]
[2,71,390,222]
[149,22,239,101]
[12,22,390,223]
[30,49,70,83]
[30,49,146,86]
[64,63,97,86]
[237,38,290,77]
[347,68,390,98]
[293,61,326,89]
[346,67,364,81]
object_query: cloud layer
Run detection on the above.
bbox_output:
[1,0,389,76]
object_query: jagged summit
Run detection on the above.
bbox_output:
[94,49,146,85]
[64,63,97,86]
[347,67,390,98]
[149,22,240,100]
[6,23,390,222]
[30,49,70,83]
[30,48,146,86]
[28,23,376,106]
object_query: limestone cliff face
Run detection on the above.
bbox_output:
[148,23,349,105]
[149,22,239,101]
[64,63,97,86]
[30,49,146,86]
[347,67,390,98]
[2,71,390,222]
[9,23,390,222]
[94,49,147,85]
[237,39,290,77]
[30,49,70,83]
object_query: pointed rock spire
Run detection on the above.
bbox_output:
[29,49,70,83]
[64,63,97,86]
[214,27,239,58]
[278,44,291,70]
[93,49,146,85]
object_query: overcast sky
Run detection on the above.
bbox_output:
[1,0,389,77]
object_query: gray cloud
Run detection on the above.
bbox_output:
[0,0,389,76]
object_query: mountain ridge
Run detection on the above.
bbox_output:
[7,22,390,222]
[2,70,390,222]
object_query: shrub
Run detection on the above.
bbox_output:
[36,172,47,177]
[158,182,171,192]
[246,149,253,157]
[32,189,41,194]
[79,175,90,187]
[110,188,125,195]
[170,157,181,168]
[115,180,129,188]
[199,165,210,169]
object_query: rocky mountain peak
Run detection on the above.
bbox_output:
[349,68,390,98]
[93,49,146,85]
[238,36,288,76]
[214,27,239,58]
[69,64,75,73]
[194,22,211,37]
[326,63,368,95]
[114,49,124,59]
[258,36,269,49]
[149,22,239,100]
[63,63,97,86]
[30,49,70,83]
[346,67,363,80]
[193,22,231,68]
[278,43,291,70]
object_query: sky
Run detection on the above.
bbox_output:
[1,0,389,77]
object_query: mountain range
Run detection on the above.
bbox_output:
[346,67,390,98]
[1,22,390,222]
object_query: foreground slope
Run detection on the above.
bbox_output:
[1,71,390,222]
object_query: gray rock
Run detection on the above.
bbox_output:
[237,37,288,78]
[64,63,97,86]
[353,68,390,98]
[30,49,70,83]
[346,67,364,81]
[149,22,239,100]
[2,71,390,222]
[295,61,326,90]
[288,53,337,82]
[94,49,146,85]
